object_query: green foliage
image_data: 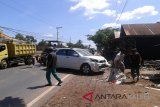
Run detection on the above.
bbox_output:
[26,35,37,43]
[15,33,26,41]
[87,28,115,50]
[15,33,37,43]
[67,40,88,48]
[67,42,74,48]
[38,39,47,46]
[75,40,84,48]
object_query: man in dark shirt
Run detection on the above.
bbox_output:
[129,48,142,82]
[46,47,62,86]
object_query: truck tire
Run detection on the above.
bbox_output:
[26,59,32,65]
[1,60,8,69]
[24,59,30,65]
[24,57,34,65]
[24,60,28,65]
[32,57,35,65]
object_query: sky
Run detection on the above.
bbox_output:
[0,0,160,48]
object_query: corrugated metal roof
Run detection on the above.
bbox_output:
[122,23,160,36]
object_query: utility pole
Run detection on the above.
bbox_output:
[56,26,62,41]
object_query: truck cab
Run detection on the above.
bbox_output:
[0,44,8,69]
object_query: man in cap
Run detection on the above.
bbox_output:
[129,48,142,82]
[46,47,62,86]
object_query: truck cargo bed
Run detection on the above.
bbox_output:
[7,43,36,57]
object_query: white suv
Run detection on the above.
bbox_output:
[56,48,110,74]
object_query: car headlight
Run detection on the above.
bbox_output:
[90,58,98,62]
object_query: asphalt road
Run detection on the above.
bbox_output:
[0,63,72,107]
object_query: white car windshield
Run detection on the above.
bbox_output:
[76,49,93,56]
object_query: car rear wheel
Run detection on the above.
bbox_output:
[81,64,91,74]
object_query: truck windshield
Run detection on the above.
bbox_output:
[0,45,6,52]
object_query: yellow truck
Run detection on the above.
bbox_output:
[0,43,36,69]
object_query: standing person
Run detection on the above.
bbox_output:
[46,47,62,86]
[129,48,142,82]
[111,48,119,67]
[114,49,125,73]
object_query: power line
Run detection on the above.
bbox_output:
[115,0,128,25]
[100,0,128,43]
[114,0,125,18]
[0,25,45,36]
[9,0,52,26]
[0,0,53,27]
[0,25,55,40]
[0,1,58,40]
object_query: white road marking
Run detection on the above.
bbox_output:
[27,74,71,107]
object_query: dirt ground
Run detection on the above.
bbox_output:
[42,68,160,107]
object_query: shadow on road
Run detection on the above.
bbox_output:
[27,85,47,90]
[40,66,105,76]
[0,97,25,107]
[57,68,104,76]
[35,64,105,76]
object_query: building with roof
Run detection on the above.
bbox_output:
[0,30,13,41]
[119,22,160,60]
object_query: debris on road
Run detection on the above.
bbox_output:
[42,69,160,107]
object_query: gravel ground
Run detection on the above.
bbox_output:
[42,68,160,107]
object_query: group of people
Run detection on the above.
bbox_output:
[113,48,142,82]
[44,46,142,85]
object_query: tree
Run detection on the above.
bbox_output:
[87,28,117,59]
[74,40,84,48]
[15,33,37,43]
[15,33,26,41]
[87,28,115,50]
[26,35,37,43]
[67,40,88,48]
[38,39,47,46]
[67,42,74,48]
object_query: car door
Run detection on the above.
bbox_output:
[66,49,81,70]
[56,49,68,68]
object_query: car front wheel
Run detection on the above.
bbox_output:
[81,64,91,74]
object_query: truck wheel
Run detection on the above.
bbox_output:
[24,59,28,65]
[24,61,28,65]
[24,58,33,65]
[80,64,91,74]
[27,59,32,65]
[32,58,35,65]
[1,60,7,69]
